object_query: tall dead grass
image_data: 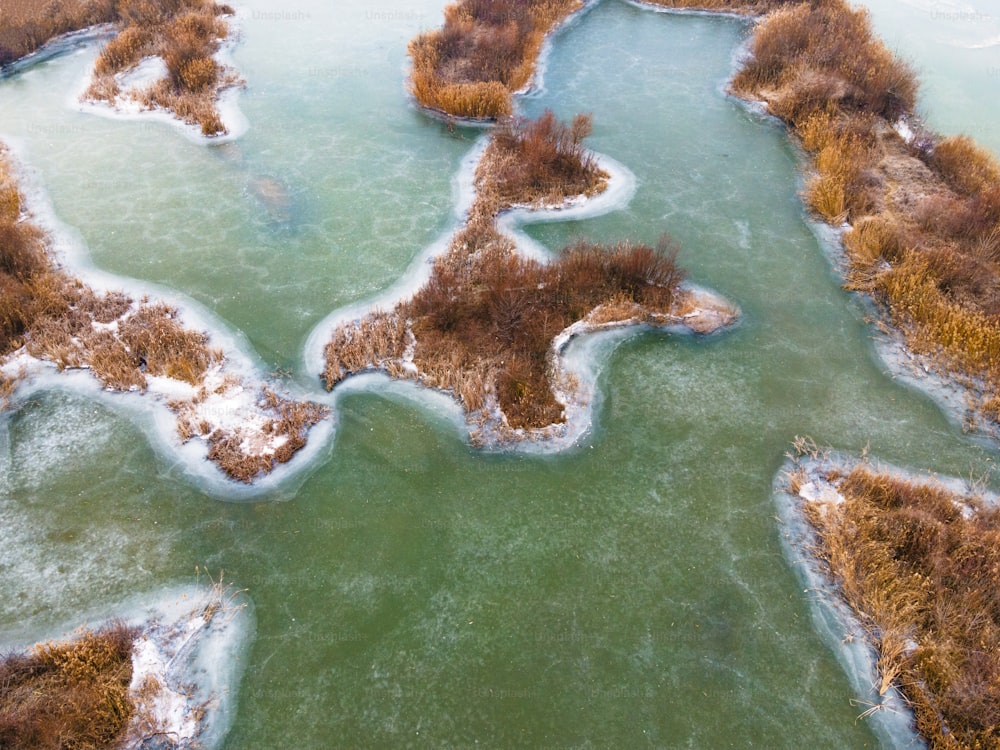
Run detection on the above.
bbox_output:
[202,389,329,483]
[0,0,119,67]
[0,620,138,749]
[641,0,795,13]
[84,0,237,136]
[732,0,917,125]
[408,0,584,119]
[801,464,1000,748]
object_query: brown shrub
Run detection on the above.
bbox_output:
[0,620,138,750]
[488,110,604,206]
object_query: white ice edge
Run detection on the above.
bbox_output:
[515,0,603,103]
[1,140,331,499]
[303,136,731,455]
[626,0,762,20]
[0,583,253,750]
[773,454,928,750]
[71,7,248,145]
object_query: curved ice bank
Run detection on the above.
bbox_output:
[73,9,247,144]
[1,583,253,750]
[0,145,328,495]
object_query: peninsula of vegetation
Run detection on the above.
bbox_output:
[0,146,327,483]
[0,0,239,136]
[780,442,1000,748]
[322,110,737,443]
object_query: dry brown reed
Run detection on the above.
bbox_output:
[732,0,918,124]
[484,110,607,208]
[640,0,795,13]
[0,620,138,749]
[202,389,329,483]
[0,0,119,67]
[83,0,237,136]
[408,0,584,119]
[800,464,1000,748]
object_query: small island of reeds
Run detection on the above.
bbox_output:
[322,110,737,442]
[408,0,586,119]
[781,442,1000,748]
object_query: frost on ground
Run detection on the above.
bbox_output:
[120,580,251,750]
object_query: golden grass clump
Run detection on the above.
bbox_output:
[83,0,238,136]
[0,620,138,749]
[407,0,584,119]
[800,464,1000,748]
[732,0,918,125]
[931,135,1000,200]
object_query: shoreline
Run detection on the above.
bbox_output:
[0,582,252,750]
[0,145,329,492]
[776,444,1000,747]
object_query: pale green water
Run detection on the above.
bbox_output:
[1,1,998,747]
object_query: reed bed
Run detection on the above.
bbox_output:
[201,389,329,484]
[729,0,1000,424]
[0,620,138,749]
[640,0,795,14]
[408,0,584,119]
[0,0,118,67]
[82,0,237,135]
[796,462,1000,748]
